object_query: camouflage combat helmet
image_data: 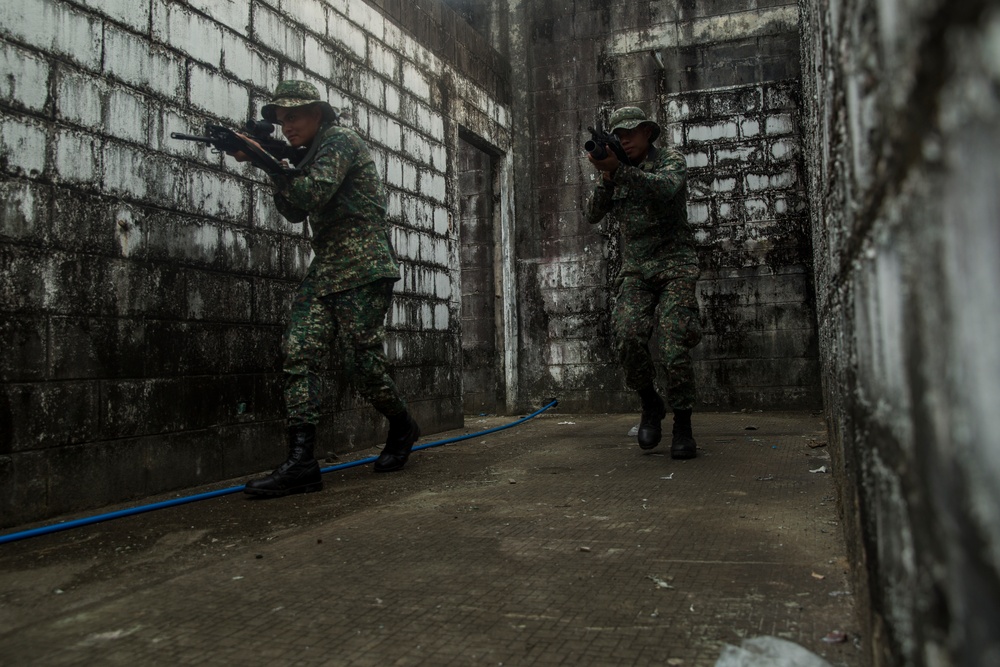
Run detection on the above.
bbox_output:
[609,106,661,143]
[261,80,338,124]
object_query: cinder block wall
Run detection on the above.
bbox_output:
[800,0,1000,664]
[513,0,820,412]
[0,0,513,527]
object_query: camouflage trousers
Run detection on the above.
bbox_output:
[283,276,406,426]
[612,267,702,410]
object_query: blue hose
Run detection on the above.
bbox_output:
[0,399,559,546]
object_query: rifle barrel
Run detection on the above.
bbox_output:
[170,132,214,142]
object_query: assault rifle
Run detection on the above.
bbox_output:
[171,120,307,176]
[584,123,634,166]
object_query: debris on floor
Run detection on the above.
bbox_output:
[647,574,675,590]
[715,635,834,667]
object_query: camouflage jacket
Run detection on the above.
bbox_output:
[585,145,697,280]
[271,124,399,295]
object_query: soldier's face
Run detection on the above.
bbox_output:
[275,105,323,147]
[615,125,654,161]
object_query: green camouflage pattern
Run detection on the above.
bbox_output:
[608,106,661,143]
[585,142,701,410]
[283,276,406,426]
[584,145,695,279]
[613,270,701,410]
[269,108,405,426]
[261,80,337,123]
[272,123,399,296]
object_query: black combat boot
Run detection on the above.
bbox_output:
[244,424,323,497]
[637,386,667,450]
[373,411,421,472]
[671,409,697,459]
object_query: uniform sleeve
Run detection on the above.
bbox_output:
[611,150,686,201]
[272,131,359,214]
[584,181,615,224]
[271,190,309,223]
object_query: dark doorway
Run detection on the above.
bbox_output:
[457,134,502,415]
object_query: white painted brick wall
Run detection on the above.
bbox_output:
[2,0,514,345]
[403,132,431,165]
[305,34,332,75]
[107,88,151,145]
[186,168,248,221]
[0,181,46,240]
[1,43,50,113]
[770,138,798,160]
[688,201,710,225]
[0,0,102,71]
[189,65,250,124]
[387,190,403,219]
[430,144,447,172]
[739,117,761,137]
[402,162,418,192]
[0,116,48,176]
[356,70,385,107]
[103,144,178,204]
[384,83,402,116]
[424,172,447,203]
[685,151,710,168]
[433,303,449,331]
[254,4,305,63]
[328,11,367,62]
[667,99,694,120]
[157,107,201,155]
[104,25,184,98]
[55,70,105,131]
[427,113,445,142]
[283,0,328,35]
[369,41,400,79]
[765,114,794,135]
[434,270,451,300]
[432,237,449,267]
[385,154,404,189]
[401,62,431,100]
[344,1,384,42]
[745,174,768,191]
[153,2,224,69]
[75,0,150,33]
[368,146,387,181]
[687,121,739,142]
[433,207,449,236]
[745,197,769,220]
[54,129,101,185]
[713,177,737,192]
[253,185,299,234]
[222,34,278,86]
[417,232,433,263]
[187,0,250,37]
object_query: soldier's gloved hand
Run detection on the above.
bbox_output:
[225,133,263,163]
[587,150,620,180]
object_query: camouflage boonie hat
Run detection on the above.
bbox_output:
[261,80,337,123]
[609,106,661,143]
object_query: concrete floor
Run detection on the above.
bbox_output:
[0,410,860,666]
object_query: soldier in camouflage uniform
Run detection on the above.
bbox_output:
[585,106,701,459]
[229,80,420,497]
